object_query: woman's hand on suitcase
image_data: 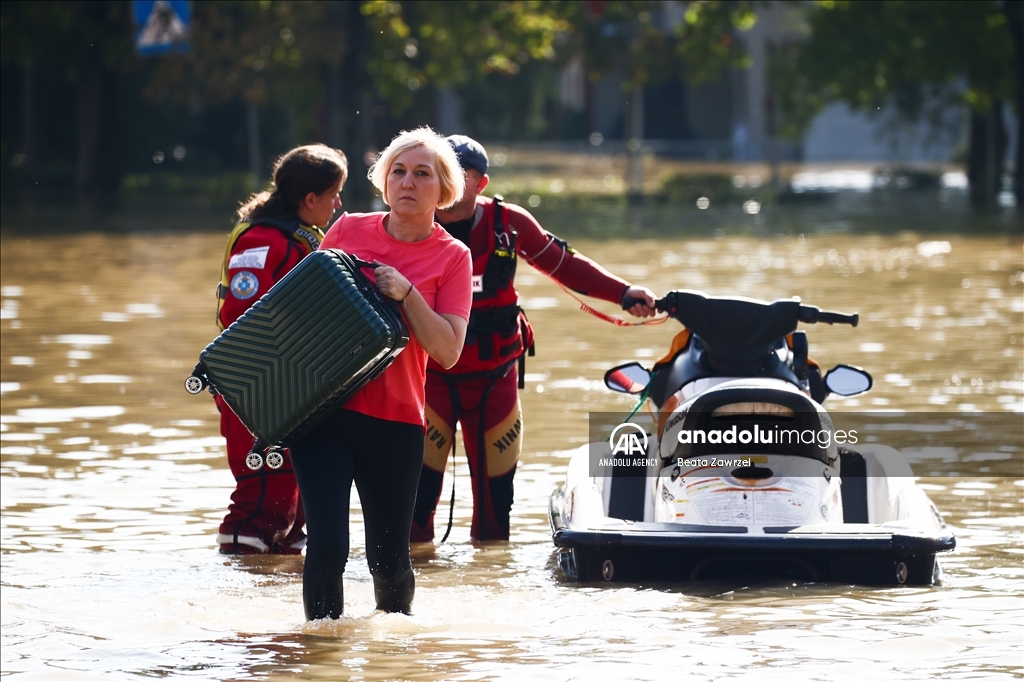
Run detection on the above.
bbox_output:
[371,261,466,369]
[372,262,413,302]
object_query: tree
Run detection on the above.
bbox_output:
[146,1,566,207]
[361,1,569,116]
[777,0,1021,210]
[361,0,761,130]
[0,0,777,212]
[145,1,345,184]
[361,1,761,196]
[1,0,135,210]
[552,0,757,89]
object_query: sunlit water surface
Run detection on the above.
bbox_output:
[1,226,1021,680]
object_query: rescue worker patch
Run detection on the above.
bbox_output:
[228,246,270,269]
[230,271,260,299]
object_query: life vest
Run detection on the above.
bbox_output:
[450,197,535,375]
[215,217,324,330]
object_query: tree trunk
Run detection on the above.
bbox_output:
[247,101,262,190]
[21,62,37,167]
[76,61,104,210]
[1003,0,1023,212]
[21,62,38,210]
[626,85,644,199]
[967,103,1008,209]
[326,63,344,148]
[336,0,373,211]
[765,42,781,189]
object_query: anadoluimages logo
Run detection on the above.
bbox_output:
[610,423,649,456]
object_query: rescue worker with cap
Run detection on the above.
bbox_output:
[411,135,657,542]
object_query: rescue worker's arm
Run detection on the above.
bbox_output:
[219,227,305,328]
[509,204,656,317]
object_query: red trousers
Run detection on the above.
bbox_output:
[412,364,521,541]
[216,395,305,553]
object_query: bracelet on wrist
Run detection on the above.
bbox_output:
[400,282,414,304]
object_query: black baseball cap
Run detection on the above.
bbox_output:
[446,135,488,175]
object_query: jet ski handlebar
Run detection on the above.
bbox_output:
[797,305,859,327]
[651,291,858,328]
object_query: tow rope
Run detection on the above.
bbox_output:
[556,283,669,327]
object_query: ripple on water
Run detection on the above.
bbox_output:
[79,375,132,384]
[1,406,126,424]
[1,231,1021,679]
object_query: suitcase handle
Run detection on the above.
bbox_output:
[331,250,405,318]
[349,255,377,270]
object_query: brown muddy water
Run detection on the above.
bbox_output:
[1,226,1021,680]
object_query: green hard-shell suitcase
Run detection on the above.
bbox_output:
[184,249,408,453]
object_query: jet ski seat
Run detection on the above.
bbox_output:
[672,383,833,465]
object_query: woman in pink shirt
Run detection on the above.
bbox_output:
[290,128,472,620]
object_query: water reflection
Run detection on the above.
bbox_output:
[1,227,1021,679]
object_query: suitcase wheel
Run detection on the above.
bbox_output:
[266,450,284,469]
[245,452,264,470]
[184,376,206,394]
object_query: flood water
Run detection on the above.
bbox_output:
[1,217,1022,680]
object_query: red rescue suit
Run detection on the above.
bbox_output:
[413,196,629,541]
[215,218,324,554]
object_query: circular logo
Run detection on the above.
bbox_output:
[230,271,260,300]
[609,422,649,456]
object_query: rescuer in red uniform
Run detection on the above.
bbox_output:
[215,144,348,554]
[411,135,657,542]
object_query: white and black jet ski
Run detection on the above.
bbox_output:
[549,290,955,586]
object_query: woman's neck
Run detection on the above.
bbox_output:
[384,211,435,242]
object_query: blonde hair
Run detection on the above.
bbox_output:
[368,127,463,209]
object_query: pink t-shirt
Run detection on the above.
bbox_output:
[319,212,472,426]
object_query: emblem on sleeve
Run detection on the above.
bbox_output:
[230,271,260,300]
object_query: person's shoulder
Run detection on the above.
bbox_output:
[495,197,543,232]
[234,222,289,245]
[433,224,472,256]
[489,197,533,219]
[335,211,383,227]
[324,211,380,238]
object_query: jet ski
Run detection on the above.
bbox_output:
[549,290,955,585]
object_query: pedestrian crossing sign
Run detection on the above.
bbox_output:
[132,0,191,56]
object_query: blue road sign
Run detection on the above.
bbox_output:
[132,0,191,56]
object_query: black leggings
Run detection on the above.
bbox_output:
[290,408,423,619]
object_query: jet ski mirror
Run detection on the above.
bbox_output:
[824,364,873,396]
[604,362,651,394]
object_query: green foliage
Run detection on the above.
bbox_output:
[777,0,1018,138]
[0,1,134,77]
[362,1,569,115]
[145,1,341,110]
[674,0,757,83]
[1,0,776,210]
[549,0,758,91]
[360,0,761,114]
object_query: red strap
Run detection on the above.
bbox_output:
[557,283,667,327]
